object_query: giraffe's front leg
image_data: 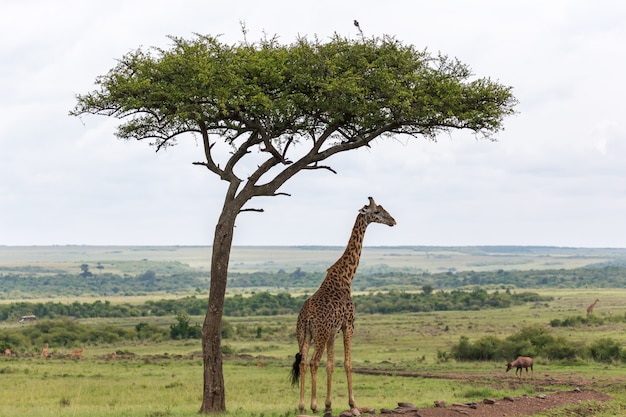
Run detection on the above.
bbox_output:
[324,337,336,417]
[343,323,358,414]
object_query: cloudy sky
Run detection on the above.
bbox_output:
[1,1,625,248]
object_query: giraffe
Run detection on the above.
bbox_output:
[586,298,599,315]
[291,197,396,417]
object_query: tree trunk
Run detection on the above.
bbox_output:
[199,203,238,414]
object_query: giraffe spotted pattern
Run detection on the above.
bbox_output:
[291,197,396,417]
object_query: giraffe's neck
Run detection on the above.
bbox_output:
[325,213,368,288]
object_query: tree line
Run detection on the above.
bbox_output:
[219,265,626,290]
[2,265,624,300]
[0,289,550,322]
[0,270,209,298]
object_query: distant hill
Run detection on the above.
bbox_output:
[2,245,626,273]
[1,246,626,300]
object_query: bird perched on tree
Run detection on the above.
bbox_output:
[353,19,364,38]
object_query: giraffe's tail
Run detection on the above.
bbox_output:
[290,352,302,386]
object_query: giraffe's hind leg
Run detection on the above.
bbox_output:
[298,343,309,413]
[309,334,328,414]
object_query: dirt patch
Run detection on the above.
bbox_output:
[329,370,614,417]
[355,389,611,417]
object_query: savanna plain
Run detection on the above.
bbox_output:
[1,245,626,417]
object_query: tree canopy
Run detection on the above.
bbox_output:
[72,34,516,190]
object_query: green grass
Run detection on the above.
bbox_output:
[2,289,626,416]
[2,355,618,417]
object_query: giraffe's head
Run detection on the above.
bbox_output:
[359,197,396,227]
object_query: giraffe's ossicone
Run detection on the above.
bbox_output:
[291,197,396,417]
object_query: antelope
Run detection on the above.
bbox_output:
[4,348,12,357]
[42,343,49,359]
[70,347,84,360]
[506,356,533,378]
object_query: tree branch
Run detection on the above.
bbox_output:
[244,118,290,164]
[198,122,229,179]
[302,163,338,174]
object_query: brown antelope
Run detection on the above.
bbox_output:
[70,347,84,360]
[506,356,533,378]
[42,343,49,359]
[4,348,12,357]
[111,352,116,360]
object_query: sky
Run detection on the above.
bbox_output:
[1,0,625,248]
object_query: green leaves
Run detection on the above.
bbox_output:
[71,32,517,201]
[72,33,516,146]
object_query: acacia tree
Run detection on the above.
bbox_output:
[71,33,516,413]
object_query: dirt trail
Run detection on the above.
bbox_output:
[330,369,614,417]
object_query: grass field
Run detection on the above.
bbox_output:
[2,246,626,416]
[1,289,626,416]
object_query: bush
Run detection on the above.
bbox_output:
[451,336,472,361]
[499,339,534,360]
[550,314,606,327]
[543,337,582,360]
[587,338,623,363]
[170,313,202,340]
[507,325,554,350]
[221,321,234,339]
[0,318,169,349]
[451,335,507,361]
[451,325,626,364]
[136,322,167,341]
[436,350,450,362]
[473,336,502,360]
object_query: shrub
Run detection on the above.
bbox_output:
[136,322,167,341]
[436,350,450,362]
[543,337,582,360]
[450,325,613,363]
[473,336,502,360]
[507,325,554,350]
[451,336,472,361]
[451,335,507,361]
[221,321,234,339]
[550,314,606,327]
[587,338,623,363]
[170,313,201,340]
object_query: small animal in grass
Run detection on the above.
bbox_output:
[70,347,84,360]
[506,356,534,378]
